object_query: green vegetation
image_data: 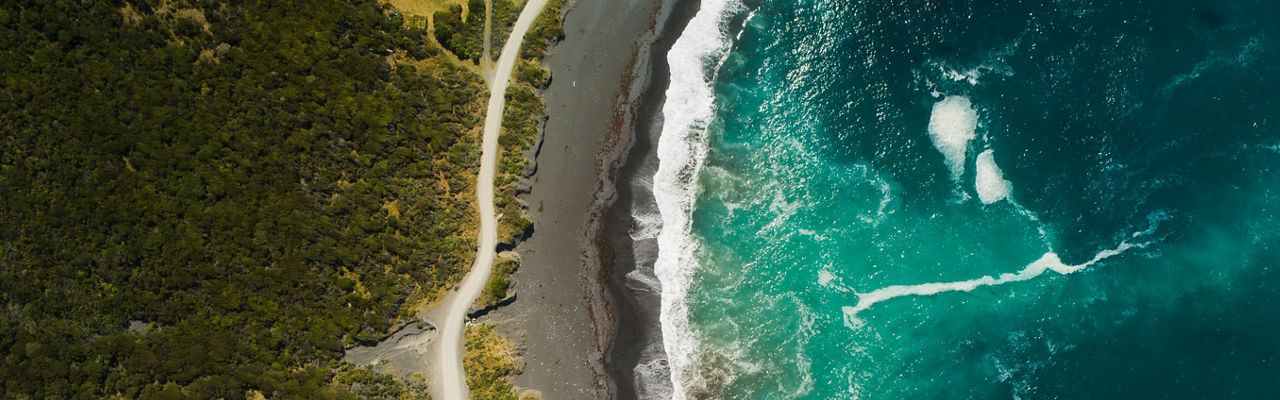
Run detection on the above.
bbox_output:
[496,84,543,245]
[520,0,566,59]
[468,2,564,399]
[478,259,519,308]
[464,324,520,400]
[488,0,521,60]
[432,0,527,64]
[334,364,432,399]
[492,0,563,246]
[1,0,563,396]
[0,0,494,397]
[433,0,485,64]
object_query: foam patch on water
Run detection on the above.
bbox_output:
[651,0,740,398]
[941,65,984,85]
[763,189,802,232]
[974,149,1012,204]
[843,240,1144,330]
[818,269,851,291]
[927,96,978,181]
[935,60,1015,86]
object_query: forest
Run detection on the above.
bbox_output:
[0,0,561,398]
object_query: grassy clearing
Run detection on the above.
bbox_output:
[386,0,469,18]
[465,324,522,400]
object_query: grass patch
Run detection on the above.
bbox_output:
[385,0,469,17]
[465,324,522,400]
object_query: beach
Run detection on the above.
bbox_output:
[481,0,694,398]
[340,0,697,397]
[363,0,1280,397]
[591,0,700,398]
[7,0,1278,398]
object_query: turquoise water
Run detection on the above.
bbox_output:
[654,0,1280,398]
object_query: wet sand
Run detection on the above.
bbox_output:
[482,0,695,398]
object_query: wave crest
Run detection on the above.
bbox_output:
[652,0,742,398]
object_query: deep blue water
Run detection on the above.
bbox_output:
[653,0,1280,398]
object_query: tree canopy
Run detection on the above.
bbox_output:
[0,0,496,397]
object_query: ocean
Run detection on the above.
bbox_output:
[646,0,1280,398]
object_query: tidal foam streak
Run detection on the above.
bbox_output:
[843,241,1142,330]
[652,0,738,398]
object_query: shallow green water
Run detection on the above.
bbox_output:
[662,0,1280,398]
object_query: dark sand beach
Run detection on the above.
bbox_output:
[340,0,695,397]
[591,1,700,398]
[482,0,695,398]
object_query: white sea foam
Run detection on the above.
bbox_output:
[651,0,739,397]
[626,268,663,293]
[974,149,1012,204]
[1134,211,1169,238]
[763,189,801,232]
[941,65,984,85]
[736,9,756,41]
[843,240,1144,330]
[935,61,1014,86]
[634,348,674,400]
[875,178,894,218]
[818,269,838,287]
[789,298,817,398]
[631,211,664,241]
[927,96,978,181]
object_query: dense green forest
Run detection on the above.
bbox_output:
[432,0,486,64]
[0,0,565,397]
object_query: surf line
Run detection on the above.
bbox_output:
[842,240,1146,330]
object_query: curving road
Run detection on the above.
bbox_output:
[435,0,550,398]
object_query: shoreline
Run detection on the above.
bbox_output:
[482,0,695,398]
[594,0,701,398]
